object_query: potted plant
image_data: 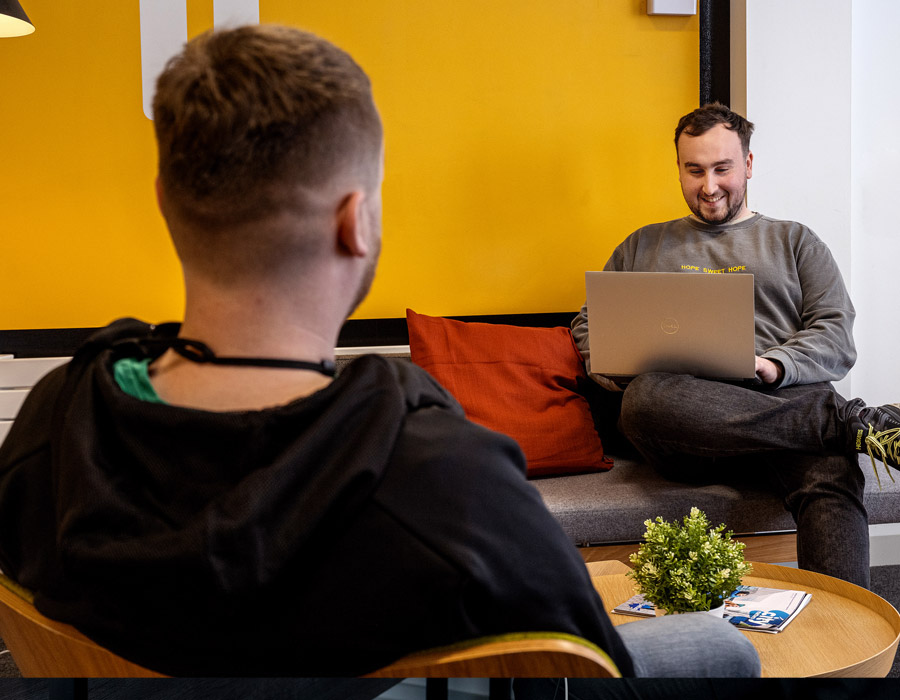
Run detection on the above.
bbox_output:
[627,507,752,615]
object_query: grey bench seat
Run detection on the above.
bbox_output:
[337,350,900,549]
[531,453,900,546]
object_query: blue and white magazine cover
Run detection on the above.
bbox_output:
[723,585,811,633]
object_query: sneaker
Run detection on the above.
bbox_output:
[850,403,900,488]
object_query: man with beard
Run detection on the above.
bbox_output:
[572,102,900,591]
[0,27,764,681]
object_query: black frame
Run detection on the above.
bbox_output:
[699,0,731,106]
[0,312,580,358]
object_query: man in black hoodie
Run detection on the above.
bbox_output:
[0,25,757,681]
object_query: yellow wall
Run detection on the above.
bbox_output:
[0,1,698,330]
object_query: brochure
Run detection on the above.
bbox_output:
[611,594,657,618]
[723,585,812,633]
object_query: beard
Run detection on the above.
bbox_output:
[345,187,383,318]
[688,181,748,225]
[346,231,381,318]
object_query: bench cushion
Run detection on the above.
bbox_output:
[532,454,900,545]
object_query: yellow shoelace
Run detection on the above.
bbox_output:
[864,424,900,489]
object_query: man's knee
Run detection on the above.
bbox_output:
[617,614,761,678]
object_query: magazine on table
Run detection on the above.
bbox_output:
[610,585,812,631]
[610,593,657,618]
[723,585,812,633]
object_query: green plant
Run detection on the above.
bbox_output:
[627,507,752,614]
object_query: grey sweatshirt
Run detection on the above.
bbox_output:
[571,214,856,388]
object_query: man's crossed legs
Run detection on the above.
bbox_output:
[616,374,890,588]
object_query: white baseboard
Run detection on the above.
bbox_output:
[776,524,900,568]
[335,345,410,357]
[870,522,900,567]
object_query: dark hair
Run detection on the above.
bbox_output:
[674,102,754,156]
[152,24,382,228]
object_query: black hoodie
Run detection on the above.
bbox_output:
[0,319,634,677]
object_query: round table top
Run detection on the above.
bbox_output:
[588,560,900,678]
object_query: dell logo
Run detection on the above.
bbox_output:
[660,318,680,334]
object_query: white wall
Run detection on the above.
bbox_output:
[849,0,900,406]
[731,0,900,404]
[730,0,853,397]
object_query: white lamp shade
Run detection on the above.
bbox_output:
[0,0,34,37]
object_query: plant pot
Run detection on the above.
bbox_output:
[660,602,726,617]
[705,602,726,618]
[686,600,726,618]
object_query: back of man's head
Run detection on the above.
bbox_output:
[674,102,754,157]
[152,24,382,247]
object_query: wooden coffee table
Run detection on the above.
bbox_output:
[588,560,900,677]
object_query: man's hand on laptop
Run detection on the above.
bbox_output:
[755,357,784,385]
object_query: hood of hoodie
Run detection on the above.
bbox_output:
[42,319,462,596]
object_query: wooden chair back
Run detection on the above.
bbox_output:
[366,633,621,678]
[0,573,619,680]
[0,575,164,677]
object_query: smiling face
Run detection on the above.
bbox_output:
[677,123,753,225]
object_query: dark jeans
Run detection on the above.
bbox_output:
[616,373,870,588]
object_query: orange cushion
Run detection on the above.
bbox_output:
[406,309,612,477]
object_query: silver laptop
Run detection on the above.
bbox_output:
[585,271,757,382]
